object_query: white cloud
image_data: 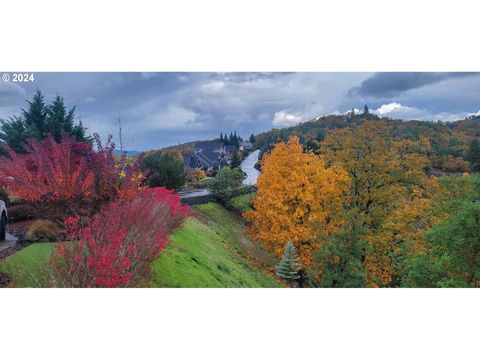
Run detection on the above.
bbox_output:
[272,110,303,127]
[201,81,226,92]
[369,102,479,122]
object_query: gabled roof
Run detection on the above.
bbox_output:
[195,141,224,152]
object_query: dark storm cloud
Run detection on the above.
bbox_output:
[349,72,478,98]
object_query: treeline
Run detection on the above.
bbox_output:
[254,113,480,172]
[0,90,90,154]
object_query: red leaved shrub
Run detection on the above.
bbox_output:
[49,187,191,287]
[0,135,144,219]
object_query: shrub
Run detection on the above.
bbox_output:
[25,220,62,242]
[0,135,144,220]
[49,187,191,287]
[7,204,35,222]
[142,150,186,190]
[208,167,246,203]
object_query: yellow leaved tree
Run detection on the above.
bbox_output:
[244,136,350,266]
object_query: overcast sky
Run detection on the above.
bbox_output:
[1,72,480,150]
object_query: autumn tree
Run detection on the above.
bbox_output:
[245,136,350,266]
[321,121,434,286]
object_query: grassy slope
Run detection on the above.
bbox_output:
[0,242,55,287]
[151,203,280,287]
[1,203,281,288]
[226,193,254,213]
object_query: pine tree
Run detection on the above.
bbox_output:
[0,90,90,153]
[220,132,224,142]
[249,133,256,144]
[275,242,301,281]
[46,95,76,142]
[363,104,369,115]
[230,151,241,168]
[22,90,48,139]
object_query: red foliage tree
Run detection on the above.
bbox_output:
[49,187,191,287]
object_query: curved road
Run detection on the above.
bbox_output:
[240,150,260,185]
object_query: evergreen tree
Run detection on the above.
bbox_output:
[0,115,29,154]
[22,90,48,139]
[219,132,224,142]
[466,139,480,171]
[0,90,90,153]
[276,242,301,282]
[46,95,76,142]
[230,151,241,168]
[249,133,256,144]
[363,104,369,115]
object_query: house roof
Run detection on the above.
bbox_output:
[224,144,237,153]
[195,141,225,152]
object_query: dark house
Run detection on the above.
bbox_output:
[184,141,234,171]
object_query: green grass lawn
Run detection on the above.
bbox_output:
[1,203,281,288]
[0,242,55,287]
[225,193,255,213]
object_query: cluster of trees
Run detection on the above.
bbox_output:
[0,90,89,154]
[219,131,243,148]
[141,150,186,190]
[255,113,480,173]
[246,121,480,287]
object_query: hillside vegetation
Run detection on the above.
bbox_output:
[255,113,480,173]
[0,203,281,288]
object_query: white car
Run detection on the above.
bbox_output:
[0,200,7,241]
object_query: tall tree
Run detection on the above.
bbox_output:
[46,95,76,142]
[363,104,369,115]
[0,90,89,153]
[22,90,48,139]
[321,121,432,286]
[0,115,28,153]
[245,136,350,266]
[249,133,256,144]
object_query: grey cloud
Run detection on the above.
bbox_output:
[349,72,478,98]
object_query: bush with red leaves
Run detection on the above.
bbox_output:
[49,187,191,287]
[0,135,144,219]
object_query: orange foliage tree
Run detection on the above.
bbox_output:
[244,136,350,266]
[321,121,437,286]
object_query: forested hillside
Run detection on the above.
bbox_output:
[255,112,480,172]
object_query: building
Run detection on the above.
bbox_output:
[239,141,253,151]
[183,141,235,171]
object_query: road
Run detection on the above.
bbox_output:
[240,150,260,185]
[179,150,261,199]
